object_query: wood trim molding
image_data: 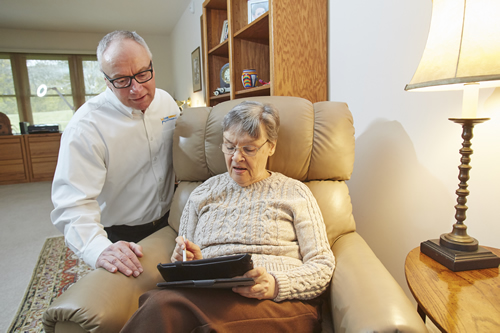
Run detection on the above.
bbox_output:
[10,53,33,124]
[69,55,86,110]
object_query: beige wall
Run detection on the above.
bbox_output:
[0,28,174,94]
[169,0,205,107]
[329,0,500,302]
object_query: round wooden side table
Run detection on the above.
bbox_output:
[405,246,500,332]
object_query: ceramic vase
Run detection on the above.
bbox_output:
[241,69,258,89]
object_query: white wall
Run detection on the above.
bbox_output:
[7,0,497,305]
[169,0,206,107]
[0,28,175,94]
[168,0,500,302]
[329,0,500,301]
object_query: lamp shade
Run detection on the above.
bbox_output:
[405,0,500,92]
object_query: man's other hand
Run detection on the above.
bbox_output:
[96,241,144,277]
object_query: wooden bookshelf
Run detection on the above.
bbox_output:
[202,0,327,107]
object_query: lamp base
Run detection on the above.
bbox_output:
[421,239,500,272]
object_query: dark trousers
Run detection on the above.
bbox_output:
[121,288,323,333]
[104,211,170,243]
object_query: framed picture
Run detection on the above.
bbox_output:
[191,47,202,92]
[248,0,268,24]
[220,20,229,43]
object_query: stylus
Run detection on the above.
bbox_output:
[183,235,187,261]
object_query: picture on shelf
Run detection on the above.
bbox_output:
[248,0,268,24]
[191,47,202,92]
[220,20,229,43]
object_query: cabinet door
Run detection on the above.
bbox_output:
[0,136,30,184]
[25,133,61,182]
[270,0,327,102]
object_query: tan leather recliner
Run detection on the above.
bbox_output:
[43,96,427,333]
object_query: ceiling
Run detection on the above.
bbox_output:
[0,0,191,35]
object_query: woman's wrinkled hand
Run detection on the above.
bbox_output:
[232,267,278,300]
[170,235,202,262]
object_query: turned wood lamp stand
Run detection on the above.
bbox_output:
[420,118,500,271]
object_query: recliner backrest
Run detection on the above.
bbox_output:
[169,96,356,246]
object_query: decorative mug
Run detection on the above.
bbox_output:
[241,69,258,89]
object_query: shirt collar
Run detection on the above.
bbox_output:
[104,88,151,118]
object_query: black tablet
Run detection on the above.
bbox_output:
[156,253,254,289]
[157,277,255,289]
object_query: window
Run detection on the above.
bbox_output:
[27,57,74,131]
[0,53,106,133]
[83,58,107,102]
[0,56,19,131]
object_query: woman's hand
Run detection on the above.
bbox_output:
[232,267,278,300]
[171,235,202,262]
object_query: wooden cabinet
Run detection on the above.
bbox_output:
[0,133,61,185]
[24,133,61,182]
[0,135,30,185]
[202,0,327,107]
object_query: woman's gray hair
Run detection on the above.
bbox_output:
[96,30,152,69]
[222,101,280,142]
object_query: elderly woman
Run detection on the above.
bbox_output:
[121,101,335,332]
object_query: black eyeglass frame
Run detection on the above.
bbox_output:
[102,61,154,89]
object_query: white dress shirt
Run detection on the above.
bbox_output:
[51,88,180,268]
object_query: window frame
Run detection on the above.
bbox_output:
[0,54,19,126]
[1,52,102,130]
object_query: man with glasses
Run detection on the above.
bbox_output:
[51,31,180,278]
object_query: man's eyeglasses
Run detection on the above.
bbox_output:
[221,139,269,157]
[103,61,154,89]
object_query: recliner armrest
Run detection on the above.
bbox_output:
[42,226,177,333]
[330,232,427,333]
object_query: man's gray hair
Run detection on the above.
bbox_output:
[96,30,152,69]
[222,101,280,142]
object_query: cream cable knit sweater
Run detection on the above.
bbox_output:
[178,171,335,302]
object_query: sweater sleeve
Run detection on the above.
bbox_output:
[177,179,214,252]
[269,181,335,302]
[178,194,198,245]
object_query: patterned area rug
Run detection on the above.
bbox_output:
[8,236,92,333]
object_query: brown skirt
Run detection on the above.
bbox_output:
[120,288,324,333]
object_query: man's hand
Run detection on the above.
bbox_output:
[232,267,279,300]
[96,241,144,277]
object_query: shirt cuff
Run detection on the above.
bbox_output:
[82,235,113,269]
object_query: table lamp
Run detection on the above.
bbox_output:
[175,97,191,111]
[405,0,500,271]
